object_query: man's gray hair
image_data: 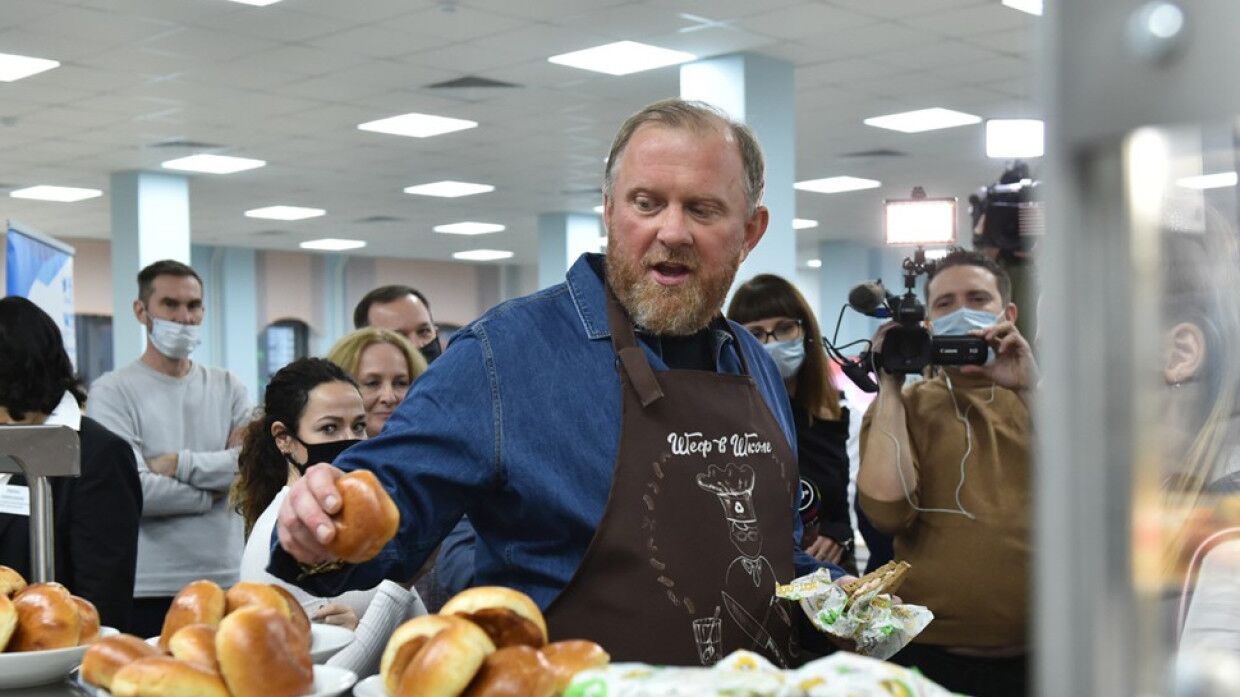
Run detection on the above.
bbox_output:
[603,99,765,214]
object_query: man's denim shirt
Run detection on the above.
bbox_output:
[270,254,842,608]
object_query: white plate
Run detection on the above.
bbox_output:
[76,663,357,697]
[352,674,385,697]
[145,623,354,664]
[0,626,118,689]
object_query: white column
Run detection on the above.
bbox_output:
[537,212,602,289]
[191,244,259,398]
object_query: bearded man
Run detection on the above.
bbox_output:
[269,99,844,666]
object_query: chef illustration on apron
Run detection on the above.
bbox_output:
[546,289,800,667]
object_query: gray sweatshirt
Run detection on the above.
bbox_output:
[86,359,251,596]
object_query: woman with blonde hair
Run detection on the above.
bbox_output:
[327,327,426,437]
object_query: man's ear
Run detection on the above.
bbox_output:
[1003,302,1018,325]
[739,205,770,264]
[133,300,146,324]
[1165,321,1207,384]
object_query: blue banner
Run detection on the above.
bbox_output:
[5,223,76,366]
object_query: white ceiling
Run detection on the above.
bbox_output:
[0,0,1038,267]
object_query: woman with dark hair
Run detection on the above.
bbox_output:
[728,274,858,574]
[0,296,142,631]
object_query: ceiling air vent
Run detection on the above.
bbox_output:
[838,148,907,158]
[427,76,520,89]
[355,215,404,224]
[147,139,224,150]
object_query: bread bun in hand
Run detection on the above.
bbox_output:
[80,634,161,690]
[463,645,556,697]
[110,655,230,697]
[327,469,399,563]
[73,596,100,645]
[0,566,26,598]
[540,640,610,693]
[0,594,15,652]
[159,580,225,651]
[395,615,496,697]
[440,586,548,649]
[9,582,80,651]
[169,623,219,673]
[216,605,313,697]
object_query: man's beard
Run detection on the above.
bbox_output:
[606,240,742,336]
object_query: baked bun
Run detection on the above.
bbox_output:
[328,469,399,563]
[395,615,496,697]
[270,585,312,648]
[440,586,548,649]
[80,634,161,690]
[73,595,101,644]
[0,593,15,652]
[169,623,218,672]
[380,615,454,696]
[225,581,290,617]
[216,605,313,697]
[0,565,26,598]
[9,582,80,651]
[159,580,225,651]
[464,645,555,697]
[110,655,230,697]
[540,640,610,693]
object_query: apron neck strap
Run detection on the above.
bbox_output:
[605,286,665,407]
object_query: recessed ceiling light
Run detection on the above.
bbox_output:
[225,0,284,5]
[863,108,982,133]
[300,238,366,251]
[548,41,696,76]
[807,259,823,269]
[358,113,477,139]
[1001,0,1043,16]
[161,154,266,174]
[9,185,102,202]
[986,119,1044,158]
[403,181,494,198]
[453,249,514,262]
[1176,172,1238,190]
[0,52,59,82]
[245,206,325,221]
[434,222,506,235]
[792,218,819,230]
[794,177,882,194]
[593,205,605,214]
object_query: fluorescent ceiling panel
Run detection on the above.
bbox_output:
[358,113,477,138]
[162,154,266,174]
[0,53,59,82]
[548,41,695,76]
[795,177,881,194]
[792,218,819,230]
[453,249,514,261]
[245,206,325,220]
[863,108,981,134]
[986,119,1044,158]
[1001,0,1043,16]
[403,181,494,197]
[593,205,605,214]
[807,259,823,269]
[300,238,365,251]
[1176,172,1238,190]
[9,185,101,202]
[434,222,506,235]
[225,0,284,5]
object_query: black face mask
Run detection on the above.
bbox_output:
[419,338,443,364]
[287,438,362,475]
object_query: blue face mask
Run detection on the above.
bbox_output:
[762,339,805,380]
[931,307,999,365]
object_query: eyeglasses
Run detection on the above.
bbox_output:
[745,319,803,344]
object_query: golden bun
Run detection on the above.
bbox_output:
[269,585,312,649]
[440,586,548,649]
[73,595,101,645]
[463,645,555,697]
[0,566,26,598]
[9,582,80,651]
[395,615,496,697]
[224,582,290,618]
[0,593,15,652]
[110,655,230,697]
[159,580,225,651]
[80,634,161,690]
[380,615,457,696]
[215,605,313,697]
[168,623,218,673]
[327,470,400,563]
[540,640,610,693]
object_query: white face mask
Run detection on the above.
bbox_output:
[762,338,805,380]
[148,316,201,359]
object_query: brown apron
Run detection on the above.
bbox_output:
[545,290,799,667]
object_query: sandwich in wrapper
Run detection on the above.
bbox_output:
[776,561,933,660]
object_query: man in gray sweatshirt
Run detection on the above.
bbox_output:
[87,260,251,637]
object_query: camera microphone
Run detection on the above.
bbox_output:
[847,281,894,318]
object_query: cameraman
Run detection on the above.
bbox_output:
[857,249,1037,697]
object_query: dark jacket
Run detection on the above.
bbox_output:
[0,416,142,631]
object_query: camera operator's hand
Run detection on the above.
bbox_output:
[870,321,905,389]
[962,321,1039,400]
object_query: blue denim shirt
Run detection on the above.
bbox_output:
[270,254,842,607]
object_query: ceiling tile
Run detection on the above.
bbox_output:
[738,3,875,40]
